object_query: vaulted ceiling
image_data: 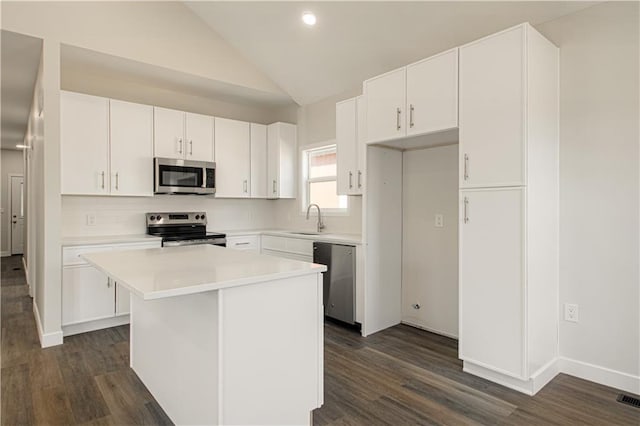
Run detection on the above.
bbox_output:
[186,1,597,105]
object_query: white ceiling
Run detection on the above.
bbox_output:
[1,30,42,150]
[186,1,596,105]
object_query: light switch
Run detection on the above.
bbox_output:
[86,214,96,226]
[435,214,444,228]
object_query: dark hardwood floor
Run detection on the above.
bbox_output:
[2,254,638,425]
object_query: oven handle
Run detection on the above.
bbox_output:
[163,239,227,247]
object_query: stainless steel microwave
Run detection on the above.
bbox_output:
[154,157,216,195]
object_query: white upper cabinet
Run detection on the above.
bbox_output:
[406,49,458,136]
[250,123,268,198]
[153,107,185,159]
[215,117,251,198]
[154,108,214,162]
[185,112,214,162]
[364,48,458,145]
[110,99,154,196]
[61,91,153,197]
[61,91,110,195]
[337,96,367,196]
[364,68,406,144]
[459,26,525,188]
[267,122,297,199]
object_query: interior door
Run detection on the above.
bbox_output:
[10,176,24,255]
[459,188,525,378]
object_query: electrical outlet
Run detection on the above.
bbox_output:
[86,214,96,226]
[435,214,444,228]
[564,303,579,322]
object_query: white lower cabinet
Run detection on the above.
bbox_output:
[459,188,524,378]
[62,266,115,326]
[62,240,161,335]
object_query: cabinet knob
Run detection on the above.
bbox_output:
[412,303,420,309]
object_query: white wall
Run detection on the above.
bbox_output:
[537,2,639,387]
[275,89,363,234]
[0,149,24,255]
[402,145,458,338]
[61,196,277,237]
[1,1,285,97]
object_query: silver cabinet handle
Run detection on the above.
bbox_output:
[358,170,362,189]
[107,278,111,288]
[396,107,402,131]
[409,104,415,128]
[115,172,119,191]
[349,171,353,189]
[101,171,105,189]
[189,140,193,156]
[463,196,469,224]
[464,154,469,181]
[178,138,183,154]
[272,180,277,194]
[235,242,250,246]
[243,180,248,193]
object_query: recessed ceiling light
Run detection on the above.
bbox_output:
[302,12,316,26]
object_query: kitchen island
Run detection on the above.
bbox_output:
[82,245,326,426]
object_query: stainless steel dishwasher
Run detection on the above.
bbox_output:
[313,242,355,324]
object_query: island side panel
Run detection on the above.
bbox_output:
[219,273,323,425]
[130,291,219,425]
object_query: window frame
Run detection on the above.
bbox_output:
[299,141,349,216]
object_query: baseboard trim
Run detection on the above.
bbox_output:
[21,256,32,297]
[531,358,560,394]
[559,357,640,395]
[63,315,130,337]
[33,302,63,348]
[1,251,11,257]
[401,320,458,340]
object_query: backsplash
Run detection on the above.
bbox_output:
[61,195,278,236]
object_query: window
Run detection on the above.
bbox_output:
[301,144,347,213]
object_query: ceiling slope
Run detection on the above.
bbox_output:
[187,1,596,105]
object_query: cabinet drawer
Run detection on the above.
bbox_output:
[262,248,313,263]
[261,235,313,256]
[63,245,113,266]
[227,235,260,251]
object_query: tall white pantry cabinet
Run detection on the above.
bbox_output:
[458,24,559,394]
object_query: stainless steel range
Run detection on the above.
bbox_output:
[146,212,226,247]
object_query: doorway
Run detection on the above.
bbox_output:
[10,174,24,255]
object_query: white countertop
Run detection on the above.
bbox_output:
[225,229,362,245]
[61,234,162,247]
[82,245,326,300]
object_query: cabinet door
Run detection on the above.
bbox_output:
[364,68,406,144]
[60,91,110,195]
[154,107,185,159]
[459,27,525,187]
[115,283,130,316]
[250,123,268,198]
[62,265,115,326]
[406,48,458,137]
[214,118,251,198]
[459,188,524,378]
[185,112,214,162]
[267,123,297,199]
[336,99,357,196]
[110,100,154,196]
[355,96,366,193]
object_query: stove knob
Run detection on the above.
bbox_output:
[156,215,162,221]
[150,215,156,221]
[201,214,206,220]
[195,215,200,220]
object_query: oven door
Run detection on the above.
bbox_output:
[154,158,216,195]
[163,238,227,247]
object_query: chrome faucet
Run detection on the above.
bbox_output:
[306,203,325,233]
